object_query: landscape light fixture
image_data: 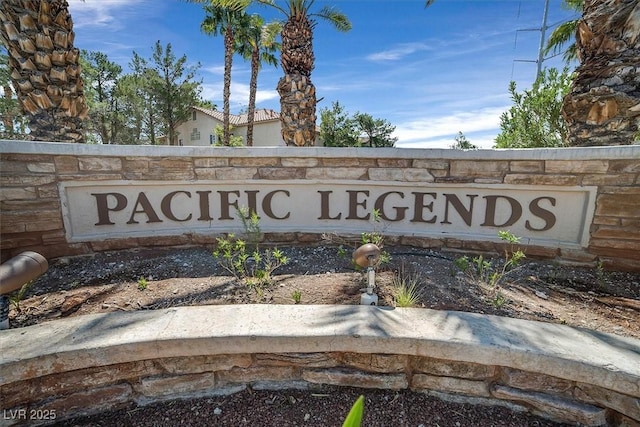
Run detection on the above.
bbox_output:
[352,243,381,306]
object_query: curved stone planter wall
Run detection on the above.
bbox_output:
[1,305,638,426]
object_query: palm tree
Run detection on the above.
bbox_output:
[196,3,248,146]
[212,0,350,146]
[0,0,89,142]
[544,0,583,63]
[267,0,352,146]
[235,15,280,146]
[561,0,640,146]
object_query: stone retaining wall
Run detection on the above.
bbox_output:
[1,141,639,270]
[0,305,638,426]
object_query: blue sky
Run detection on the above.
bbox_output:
[67,0,579,148]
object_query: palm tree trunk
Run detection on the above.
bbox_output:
[562,0,640,146]
[246,48,259,146]
[277,73,316,146]
[0,0,88,143]
[223,26,233,146]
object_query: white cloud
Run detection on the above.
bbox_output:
[201,81,278,111]
[68,0,150,29]
[393,107,506,149]
[366,42,431,62]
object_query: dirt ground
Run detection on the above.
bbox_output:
[6,243,640,427]
[9,244,640,339]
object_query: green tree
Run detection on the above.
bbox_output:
[353,113,397,147]
[0,50,27,139]
[544,0,583,63]
[81,51,123,144]
[235,15,280,146]
[450,131,478,150]
[495,67,573,148]
[147,41,202,146]
[319,101,358,147]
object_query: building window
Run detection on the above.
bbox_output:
[192,110,197,120]
[190,127,200,141]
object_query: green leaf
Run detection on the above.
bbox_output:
[342,395,364,427]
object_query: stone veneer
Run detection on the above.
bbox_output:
[0,305,638,426]
[0,141,639,271]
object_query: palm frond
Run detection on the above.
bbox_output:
[313,6,351,32]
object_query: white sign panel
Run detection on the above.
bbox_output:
[60,180,597,248]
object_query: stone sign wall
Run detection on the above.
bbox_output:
[1,141,638,271]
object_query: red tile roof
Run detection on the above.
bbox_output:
[192,106,280,126]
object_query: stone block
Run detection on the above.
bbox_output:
[509,161,544,173]
[411,356,495,379]
[280,158,318,167]
[341,353,407,373]
[596,194,640,217]
[27,162,55,173]
[403,168,435,182]
[194,168,217,180]
[216,366,299,385]
[592,227,640,241]
[559,248,597,263]
[400,236,442,249]
[255,353,339,368]
[450,161,509,177]
[305,167,367,180]
[90,238,140,252]
[368,168,405,181]
[1,175,56,186]
[230,157,279,167]
[592,216,620,226]
[37,184,59,199]
[194,158,229,167]
[302,369,407,390]
[321,158,376,167]
[79,157,122,171]
[545,160,609,174]
[0,187,37,201]
[136,373,216,398]
[158,354,252,375]
[215,167,258,180]
[412,159,449,170]
[377,158,411,167]
[122,158,150,173]
[58,173,123,181]
[54,156,79,173]
[0,160,27,175]
[499,368,573,394]
[33,384,132,422]
[575,383,640,422]
[411,374,491,397]
[491,384,607,427]
[608,160,640,173]
[582,174,636,186]
[258,167,305,180]
[504,174,580,186]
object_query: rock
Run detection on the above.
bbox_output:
[61,291,90,316]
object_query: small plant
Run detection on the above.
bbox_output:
[391,264,421,308]
[8,281,33,312]
[491,291,509,308]
[213,208,288,288]
[291,290,302,304]
[137,277,148,290]
[595,261,609,288]
[454,230,526,289]
[342,395,364,427]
